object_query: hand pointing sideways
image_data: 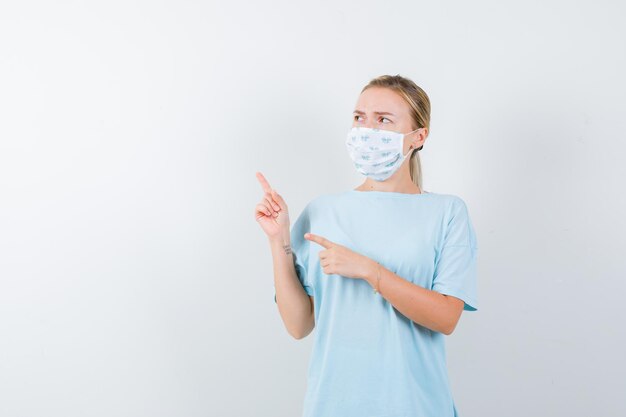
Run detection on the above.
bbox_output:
[304,232,376,281]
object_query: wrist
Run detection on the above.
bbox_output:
[268,234,289,249]
[269,225,290,241]
[363,258,380,288]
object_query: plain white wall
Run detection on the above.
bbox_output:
[1,0,625,416]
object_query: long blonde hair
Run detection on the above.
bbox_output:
[361,75,431,190]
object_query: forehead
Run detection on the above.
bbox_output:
[354,87,408,114]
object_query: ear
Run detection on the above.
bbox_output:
[411,128,427,149]
[418,127,428,141]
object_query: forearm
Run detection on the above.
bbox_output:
[362,259,454,335]
[269,234,314,339]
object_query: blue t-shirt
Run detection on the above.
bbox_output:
[274,189,479,417]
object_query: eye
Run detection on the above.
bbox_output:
[354,115,363,122]
[380,117,391,123]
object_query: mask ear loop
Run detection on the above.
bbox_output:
[402,127,423,157]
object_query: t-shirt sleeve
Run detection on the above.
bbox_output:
[274,204,314,303]
[431,197,479,311]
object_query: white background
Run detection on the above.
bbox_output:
[1,1,624,416]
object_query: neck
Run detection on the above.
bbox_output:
[356,177,422,194]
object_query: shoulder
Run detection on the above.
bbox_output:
[303,191,343,210]
[292,193,333,221]
[430,192,469,209]
[425,193,475,227]
[428,191,464,202]
[418,191,467,213]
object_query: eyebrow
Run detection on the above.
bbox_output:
[353,110,395,116]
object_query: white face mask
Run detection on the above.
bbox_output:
[345,126,421,181]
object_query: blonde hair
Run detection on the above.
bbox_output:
[361,75,431,190]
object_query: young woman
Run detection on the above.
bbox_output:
[255,74,479,417]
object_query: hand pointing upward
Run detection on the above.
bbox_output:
[254,171,290,239]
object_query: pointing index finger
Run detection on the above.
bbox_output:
[305,233,334,249]
[255,171,273,193]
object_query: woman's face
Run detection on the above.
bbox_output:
[352,86,426,153]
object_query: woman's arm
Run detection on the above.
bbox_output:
[301,231,465,335]
[270,234,315,339]
[362,260,465,335]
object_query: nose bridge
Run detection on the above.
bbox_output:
[364,112,377,129]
